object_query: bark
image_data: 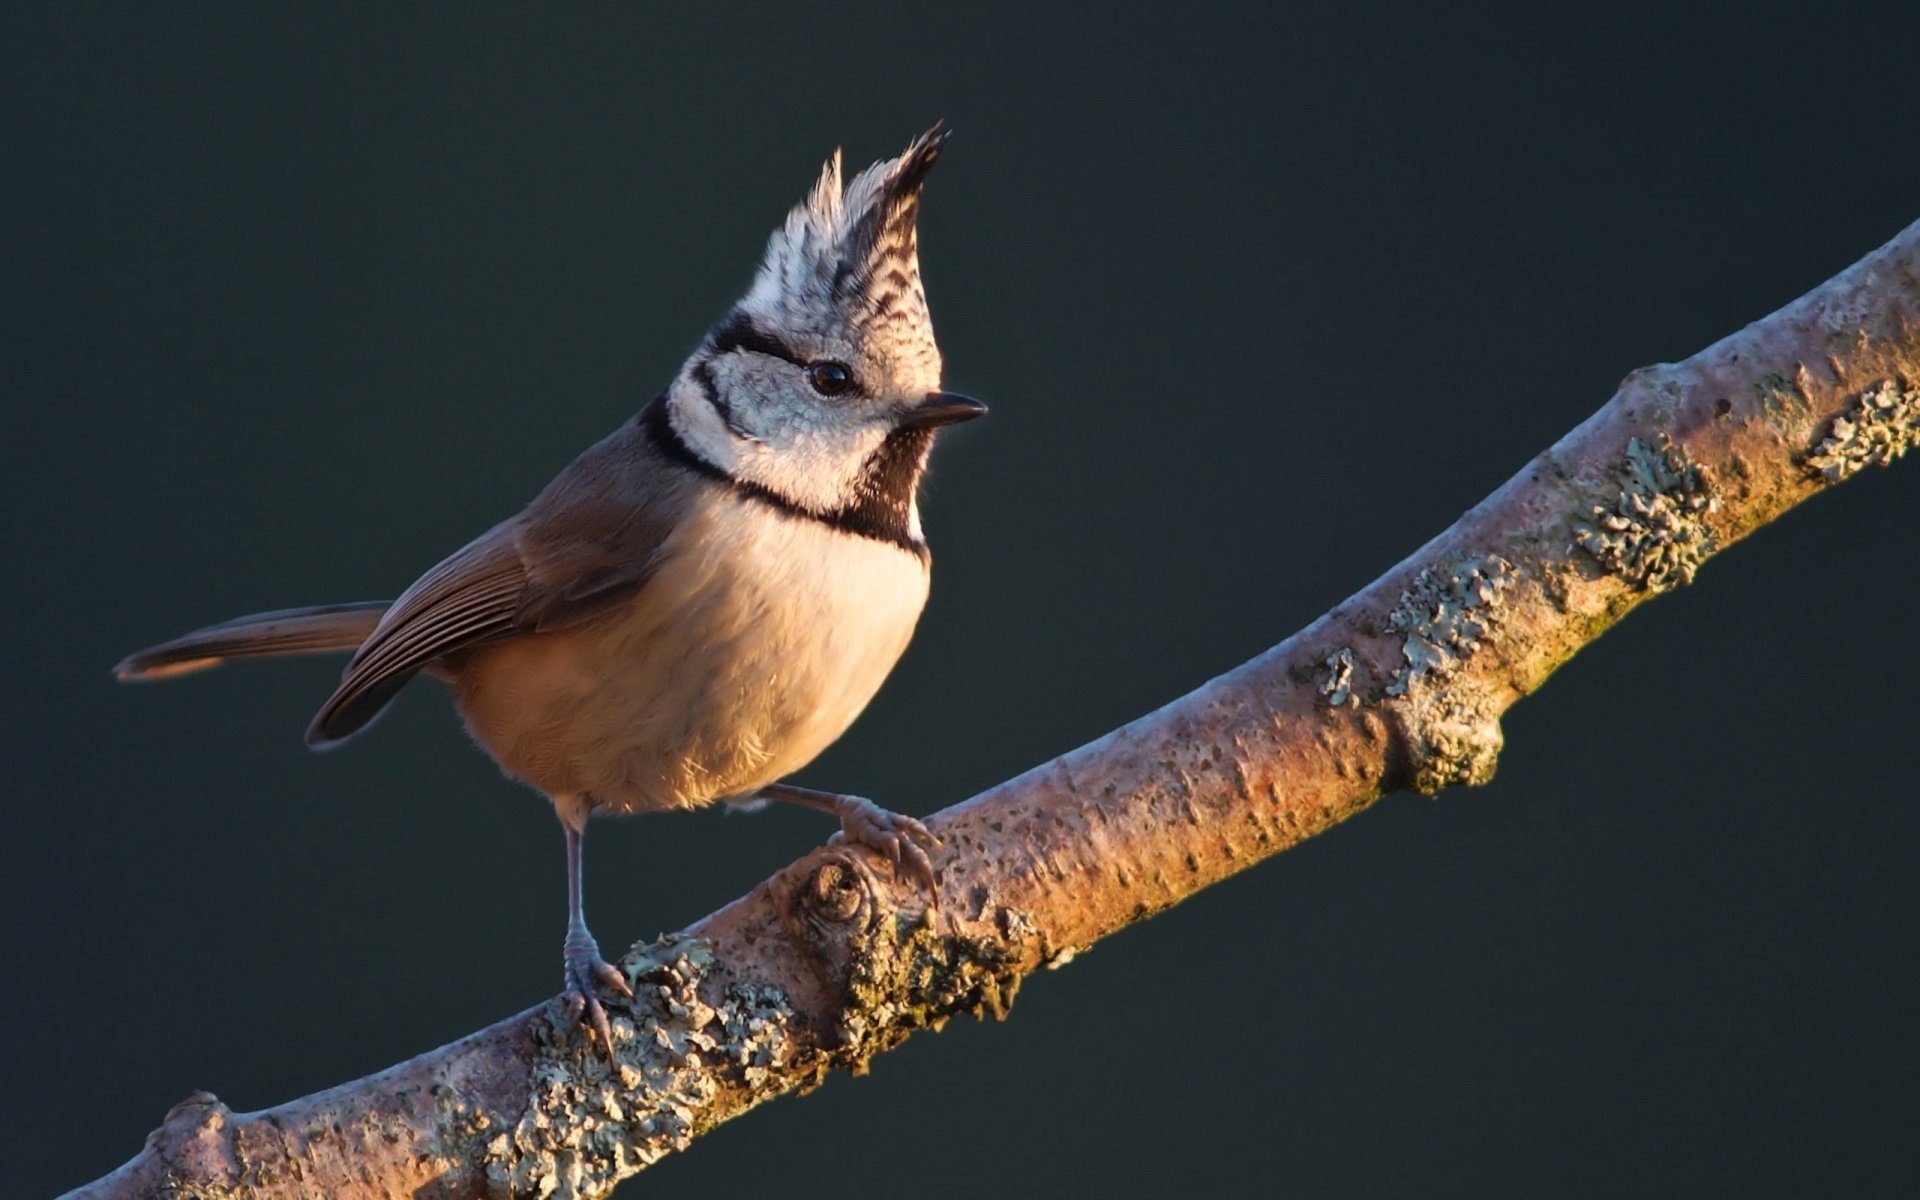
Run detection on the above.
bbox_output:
[65,218,1920,1200]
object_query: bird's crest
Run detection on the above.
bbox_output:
[743,124,949,375]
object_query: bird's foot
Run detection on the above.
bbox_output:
[562,931,634,1058]
[829,793,942,900]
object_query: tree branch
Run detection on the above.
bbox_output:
[66,218,1920,1200]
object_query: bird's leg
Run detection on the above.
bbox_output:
[754,782,941,897]
[556,802,633,1056]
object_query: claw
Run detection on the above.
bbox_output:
[833,794,942,904]
[591,959,634,998]
[900,838,938,897]
[563,935,628,1057]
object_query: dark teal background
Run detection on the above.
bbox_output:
[7,4,1920,1196]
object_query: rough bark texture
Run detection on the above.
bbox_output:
[66,218,1920,1200]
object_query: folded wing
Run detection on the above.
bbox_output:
[305,413,706,746]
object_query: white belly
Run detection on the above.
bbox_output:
[451,496,930,813]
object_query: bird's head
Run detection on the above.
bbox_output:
[665,125,983,524]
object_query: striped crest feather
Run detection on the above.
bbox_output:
[742,124,949,378]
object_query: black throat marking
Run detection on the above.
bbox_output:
[642,395,930,561]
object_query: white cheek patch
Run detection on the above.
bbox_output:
[715,355,843,445]
[739,422,892,514]
[674,357,894,517]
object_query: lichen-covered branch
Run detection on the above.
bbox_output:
[65,218,1920,1200]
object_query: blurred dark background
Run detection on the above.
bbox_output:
[7,4,1920,1196]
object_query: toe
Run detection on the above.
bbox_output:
[833,795,942,899]
[580,991,614,1058]
[899,814,940,850]
[901,840,939,900]
[593,959,634,998]
[561,942,628,1056]
[564,964,619,1057]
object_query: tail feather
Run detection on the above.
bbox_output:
[115,602,391,682]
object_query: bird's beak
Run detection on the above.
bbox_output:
[900,391,988,429]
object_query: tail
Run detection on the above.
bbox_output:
[114,602,391,682]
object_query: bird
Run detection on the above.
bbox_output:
[115,125,984,1054]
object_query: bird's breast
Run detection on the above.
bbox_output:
[452,495,931,813]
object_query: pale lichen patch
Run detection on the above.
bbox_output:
[1385,555,1514,697]
[1573,434,1715,590]
[481,935,798,1199]
[1805,379,1920,482]
[1406,694,1503,794]
[1380,554,1514,795]
[1317,647,1358,708]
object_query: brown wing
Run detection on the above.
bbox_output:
[305,410,707,746]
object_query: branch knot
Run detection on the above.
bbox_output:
[1377,553,1514,795]
[804,857,868,925]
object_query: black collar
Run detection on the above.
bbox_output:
[642,395,930,561]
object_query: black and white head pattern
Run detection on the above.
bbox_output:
[740,124,946,385]
[659,126,955,551]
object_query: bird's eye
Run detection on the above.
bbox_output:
[806,362,854,396]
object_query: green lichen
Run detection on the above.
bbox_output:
[1573,434,1715,590]
[472,870,1025,1197]
[1755,371,1803,417]
[782,855,1023,1067]
[834,906,1021,1063]
[481,935,797,1199]
[1806,379,1920,482]
[431,1081,497,1176]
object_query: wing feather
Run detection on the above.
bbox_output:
[305,405,707,746]
[305,527,525,744]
